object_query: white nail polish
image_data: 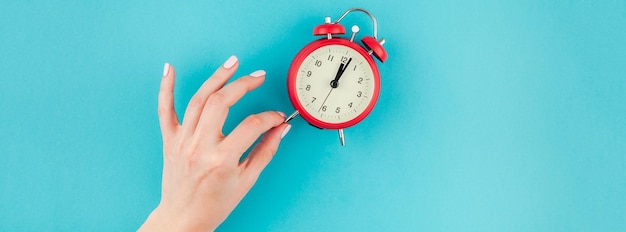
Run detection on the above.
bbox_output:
[223,56,238,69]
[163,63,170,77]
[281,124,291,139]
[277,111,286,118]
[250,70,266,77]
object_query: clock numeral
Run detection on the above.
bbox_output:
[327,55,334,61]
[321,105,327,112]
[305,84,311,91]
[348,102,353,108]
[357,91,362,97]
[311,97,316,103]
[358,77,363,84]
[315,60,322,67]
[341,56,349,64]
[335,107,341,113]
[307,71,312,77]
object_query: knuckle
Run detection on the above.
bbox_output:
[260,141,278,158]
[243,115,264,129]
[182,137,205,159]
[207,163,234,178]
[157,98,168,114]
[188,96,205,108]
[183,142,201,162]
[206,92,225,107]
[267,145,278,157]
[157,105,172,117]
[204,155,235,178]
[257,137,278,156]
[157,107,166,116]
[238,79,255,91]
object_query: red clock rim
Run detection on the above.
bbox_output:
[287,38,381,130]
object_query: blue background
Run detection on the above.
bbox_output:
[1,0,625,231]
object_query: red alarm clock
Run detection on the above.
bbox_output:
[284,8,387,146]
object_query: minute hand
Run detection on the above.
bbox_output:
[330,58,352,88]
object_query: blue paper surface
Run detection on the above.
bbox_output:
[0,0,624,231]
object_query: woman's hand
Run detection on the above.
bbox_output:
[139,56,291,231]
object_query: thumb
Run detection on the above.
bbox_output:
[240,123,291,183]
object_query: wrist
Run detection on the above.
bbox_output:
[139,206,217,232]
[139,207,183,232]
[138,207,168,231]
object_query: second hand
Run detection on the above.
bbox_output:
[318,88,333,112]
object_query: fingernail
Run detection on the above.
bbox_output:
[163,63,170,77]
[281,124,291,139]
[249,70,266,78]
[277,111,286,118]
[223,55,238,69]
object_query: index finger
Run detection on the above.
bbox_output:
[220,111,285,159]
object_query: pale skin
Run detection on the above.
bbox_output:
[139,56,291,231]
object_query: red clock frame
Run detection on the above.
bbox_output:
[287,38,381,130]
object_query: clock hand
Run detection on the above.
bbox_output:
[330,58,352,88]
[318,87,334,112]
[342,57,353,74]
[329,63,344,88]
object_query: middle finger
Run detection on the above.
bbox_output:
[194,70,267,141]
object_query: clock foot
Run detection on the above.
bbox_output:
[285,110,300,123]
[338,129,345,146]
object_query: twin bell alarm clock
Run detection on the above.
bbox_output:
[284,8,388,146]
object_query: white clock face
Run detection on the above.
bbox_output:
[295,44,376,124]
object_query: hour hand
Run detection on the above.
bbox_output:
[330,63,345,88]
